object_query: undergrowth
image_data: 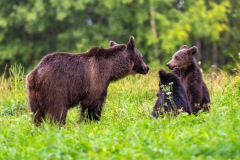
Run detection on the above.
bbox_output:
[0,65,239,160]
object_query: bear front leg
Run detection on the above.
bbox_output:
[201,83,210,112]
[188,84,203,114]
[87,100,105,121]
[80,101,104,121]
[87,105,103,121]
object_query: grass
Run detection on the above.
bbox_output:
[0,65,240,160]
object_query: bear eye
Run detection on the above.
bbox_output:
[175,56,179,60]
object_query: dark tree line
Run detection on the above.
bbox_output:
[0,0,239,74]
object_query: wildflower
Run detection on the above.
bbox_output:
[166,92,172,95]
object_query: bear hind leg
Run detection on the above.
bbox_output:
[28,92,45,125]
[45,104,68,125]
[31,108,45,126]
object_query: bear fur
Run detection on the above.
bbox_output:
[151,69,192,118]
[166,45,210,114]
[26,36,149,125]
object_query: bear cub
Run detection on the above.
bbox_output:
[151,69,192,118]
[26,36,149,125]
[167,45,210,114]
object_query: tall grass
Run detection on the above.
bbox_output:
[0,65,27,116]
[0,65,239,159]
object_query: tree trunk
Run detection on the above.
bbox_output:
[149,4,159,61]
[212,43,218,67]
[195,40,202,63]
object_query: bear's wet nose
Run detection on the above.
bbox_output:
[143,65,149,74]
[166,63,170,67]
[146,66,149,72]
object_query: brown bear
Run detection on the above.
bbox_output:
[151,69,192,118]
[166,45,210,114]
[26,36,149,125]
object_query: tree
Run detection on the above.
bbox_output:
[0,0,236,74]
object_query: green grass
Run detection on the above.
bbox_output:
[0,65,240,160]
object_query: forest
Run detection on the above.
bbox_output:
[0,1,240,159]
[0,0,239,73]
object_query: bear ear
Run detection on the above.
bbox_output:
[109,41,118,47]
[180,45,188,50]
[127,36,135,51]
[188,46,198,55]
[158,69,167,77]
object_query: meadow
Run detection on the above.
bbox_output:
[0,65,239,160]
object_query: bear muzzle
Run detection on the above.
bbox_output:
[166,62,174,70]
[143,66,149,74]
[134,63,149,75]
[141,63,149,74]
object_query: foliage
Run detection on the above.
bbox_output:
[0,0,236,72]
[0,65,240,159]
[0,65,27,116]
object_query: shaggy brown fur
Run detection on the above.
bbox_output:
[167,45,210,114]
[151,69,192,118]
[26,36,149,125]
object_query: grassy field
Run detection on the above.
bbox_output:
[0,65,240,160]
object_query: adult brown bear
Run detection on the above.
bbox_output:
[26,36,149,125]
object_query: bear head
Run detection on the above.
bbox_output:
[158,69,177,86]
[109,36,149,75]
[166,45,198,70]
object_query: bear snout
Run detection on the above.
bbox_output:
[166,63,170,68]
[145,66,149,73]
[166,62,173,70]
[134,62,149,74]
[142,64,149,74]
